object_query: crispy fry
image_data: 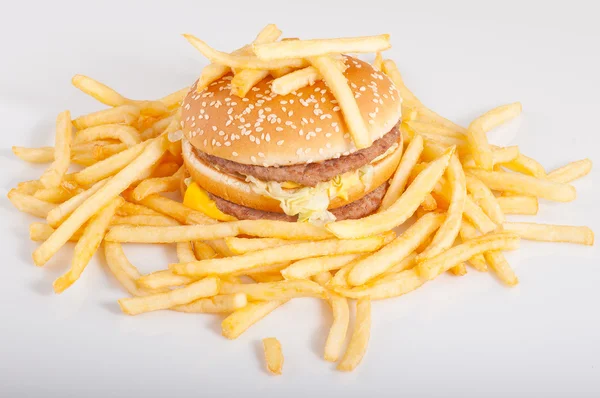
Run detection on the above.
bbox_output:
[466,169,576,202]
[483,251,519,286]
[373,52,383,70]
[33,137,167,266]
[502,153,546,178]
[74,124,141,147]
[466,102,522,170]
[29,222,80,242]
[46,179,108,228]
[106,220,332,243]
[132,166,184,201]
[332,268,425,300]
[125,192,216,225]
[72,75,127,106]
[282,254,361,280]
[53,197,123,293]
[254,34,391,60]
[222,300,287,340]
[220,280,326,301]
[33,185,81,204]
[324,294,350,362]
[225,237,301,254]
[337,298,371,371]
[309,55,371,149]
[262,337,284,375]
[380,134,423,211]
[173,293,247,313]
[406,120,466,139]
[8,189,57,218]
[418,232,520,280]
[171,236,387,277]
[117,201,162,217]
[465,174,504,224]
[111,215,179,227]
[176,241,197,263]
[327,146,454,238]
[40,111,72,188]
[138,269,196,290]
[503,222,594,245]
[73,105,140,130]
[160,87,190,109]
[271,58,347,95]
[193,241,218,260]
[496,195,538,215]
[347,213,445,286]
[547,159,593,183]
[118,276,220,315]
[459,219,488,272]
[231,69,270,98]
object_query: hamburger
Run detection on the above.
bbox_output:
[180,55,402,224]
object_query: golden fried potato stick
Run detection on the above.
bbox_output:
[74,124,141,147]
[484,251,519,286]
[171,236,387,277]
[159,87,190,109]
[281,254,361,280]
[503,222,594,245]
[466,169,576,202]
[53,197,123,293]
[46,179,108,228]
[8,189,57,218]
[40,111,73,188]
[547,159,592,183]
[118,276,220,315]
[465,174,504,224]
[33,136,167,266]
[262,337,284,375]
[332,268,425,300]
[417,232,520,280]
[496,195,538,215]
[222,300,288,340]
[459,219,488,272]
[324,293,349,362]
[220,280,326,301]
[502,153,546,178]
[73,105,140,130]
[347,212,445,286]
[224,237,302,255]
[380,134,424,211]
[173,293,248,314]
[253,34,391,60]
[309,55,371,149]
[72,75,127,107]
[327,146,454,238]
[337,298,371,371]
[466,102,522,170]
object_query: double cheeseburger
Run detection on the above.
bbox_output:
[180,56,402,224]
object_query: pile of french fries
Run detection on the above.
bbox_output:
[8,25,595,374]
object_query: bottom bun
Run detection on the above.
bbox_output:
[182,138,403,214]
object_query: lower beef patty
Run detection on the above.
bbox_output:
[210,183,387,222]
[195,125,399,187]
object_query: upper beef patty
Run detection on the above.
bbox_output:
[195,125,400,187]
[210,183,387,222]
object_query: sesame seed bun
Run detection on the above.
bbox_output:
[182,137,403,213]
[181,55,401,167]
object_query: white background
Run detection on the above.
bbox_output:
[1,1,599,397]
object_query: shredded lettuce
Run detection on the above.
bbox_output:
[246,164,375,225]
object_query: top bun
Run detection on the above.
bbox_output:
[181,56,401,167]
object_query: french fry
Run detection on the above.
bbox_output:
[8,189,57,218]
[222,300,288,340]
[12,147,55,163]
[33,136,167,266]
[271,59,347,96]
[124,192,216,225]
[231,69,270,98]
[104,242,156,296]
[220,280,326,301]
[417,232,520,280]
[459,219,488,272]
[46,179,108,228]
[496,195,538,215]
[72,75,127,106]
[74,124,141,147]
[106,220,332,243]
[159,87,190,109]
[118,276,220,315]
[33,185,81,204]
[312,271,333,286]
[225,237,301,255]
[466,169,576,202]
[502,153,546,178]
[130,100,169,117]
[282,254,361,280]
[262,337,284,375]
[173,293,248,314]
[73,105,140,130]
[73,141,151,187]
[176,241,197,263]
[465,174,504,224]
[327,146,454,238]
[184,35,304,70]
[483,251,519,286]
[418,154,466,261]
[547,159,592,183]
[309,55,371,149]
[337,298,371,371]
[380,134,424,211]
[117,201,162,217]
[503,222,594,245]
[132,166,184,201]
[405,120,466,139]
[332,268,425,300]
[347,213,445,286]
[138,269,196,290]
[141,114,177,141]
[466,102,522,170]
[111,214,179,227]
[254,35,391,60]
[324,294,350,362]
[193,241,218,260]
[40,111,72,188]
[53,197,123,293]
[373,52,383,70]
[29,222,80,242]
[171,236,387,277]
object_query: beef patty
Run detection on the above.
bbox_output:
[210,183,387,222]
[195,125,399,187]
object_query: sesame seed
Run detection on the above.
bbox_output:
[251,156,257,163]
[326,143,332,149]
[232,151,238,156]
[277,140,284,146]
[325,133,332,138]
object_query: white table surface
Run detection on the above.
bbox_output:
[1,1,599,397]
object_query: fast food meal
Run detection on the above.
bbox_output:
[8,24,594,374]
